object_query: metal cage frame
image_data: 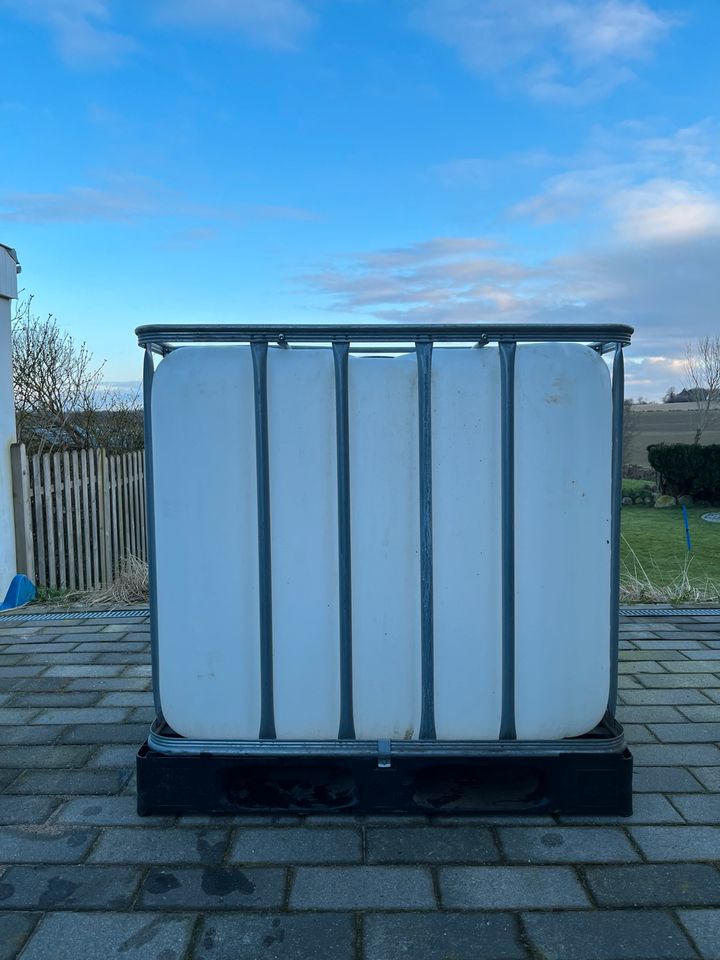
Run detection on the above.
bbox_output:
[136,322,632,768]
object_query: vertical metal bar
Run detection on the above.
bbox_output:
[251,340,276,740]
[332,340,355,740]
[499,340,517,741]
[143,346,162,719]
[608,343,624,716]
[416,340,436,740]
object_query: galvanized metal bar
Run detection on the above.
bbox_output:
[332,340,355,740]
[499,340,517,741]
[608,343,625,716]
[143,346,163,719]
[251,340,277,740]
[416,340,436,740]
[137,323,633,350]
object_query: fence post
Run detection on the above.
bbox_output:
[10,443,35,582]
[98,449,112,586]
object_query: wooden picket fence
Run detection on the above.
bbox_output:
[11,443,146,591]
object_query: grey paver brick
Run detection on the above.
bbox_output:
[678,910,720,960]
[97,692,154,707]
[616,706,686,723]
[367,826,499,863]
[10,692,102,707]
[58,722,149,744]
[0,723,65,745]
[679,704,720,721]
[6,769,132,795]
[45,665,124,678]
[230,827,361,864]
[439,866,589,909]
[4,642,80,653]
[632,744,720,765]
[669,794,720,823]
[619,660,666,673]
[193,915,355,960]
[0,744,91,767]
[623,723,657,742]
[0,769,20,791]
[364,913,526,959]
[20,912,195,960]
[67,678,149,691]
[691,767,720,790]
[523,909,695,959]
[0,913,40,960]
[631,826,720,861]
[31,707,131,725]
[557,793,683,824]
[0,796,58,825]
[74,642,148,653]
[682,649,720,659]
[0,708,42,724]
[620,650,688,661]
[0,665,45,677]
[633,640,705,649]
[0,865,141,909]
[123,665,152,676]
[649,722,720,742]
[138,866,286,909]
[633,767,704,800]
[289,866,435,909]
[661,660,720,671]
[584,863,720,906]
[127,706,156,722]
[24,653,101,665]
[637,673,720,687]
[621,689,713,705]
[0,826,97,862]
[54,796,158,825]
[89,827,228,864]
[88,744,139,767]
[498,827,638,863]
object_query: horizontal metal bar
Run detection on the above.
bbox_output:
[137,323,633,350]
[148,718,627,758]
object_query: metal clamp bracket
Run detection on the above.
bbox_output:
[377,739,392,769]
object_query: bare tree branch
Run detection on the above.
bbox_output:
[12,296,143,455]
[684,336,720,444]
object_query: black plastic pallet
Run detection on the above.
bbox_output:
[137,742,632,817]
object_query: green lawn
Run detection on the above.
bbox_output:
[621,505,720,598]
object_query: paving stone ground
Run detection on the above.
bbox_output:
[0,608,719,958]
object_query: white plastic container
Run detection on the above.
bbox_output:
[151,342,611,743]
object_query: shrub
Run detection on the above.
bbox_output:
[647,443,720,501]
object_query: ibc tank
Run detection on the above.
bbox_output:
[140,323,631,750]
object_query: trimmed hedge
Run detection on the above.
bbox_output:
[647,443,720,501]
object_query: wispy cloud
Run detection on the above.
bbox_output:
[1,0,137,68]
[511,120,720,243]
[0,174,318,225]
[153,0,315,50]
[1,0,315,68]
[411,0,675,104]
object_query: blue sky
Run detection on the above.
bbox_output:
[1,0,719,396]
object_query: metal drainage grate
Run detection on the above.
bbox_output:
[621,607,720,617]
[0,608,149,623]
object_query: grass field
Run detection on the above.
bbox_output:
[621,505,720,600]
[625,404,720,466]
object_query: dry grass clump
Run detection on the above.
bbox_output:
[75,555,149,606]
[621,536,720,604]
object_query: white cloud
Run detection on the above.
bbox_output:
[0,174,317,224]
[152,0,314,49]
[511,120,720,243]
[411,0,674,103]
[2,0,137,68]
